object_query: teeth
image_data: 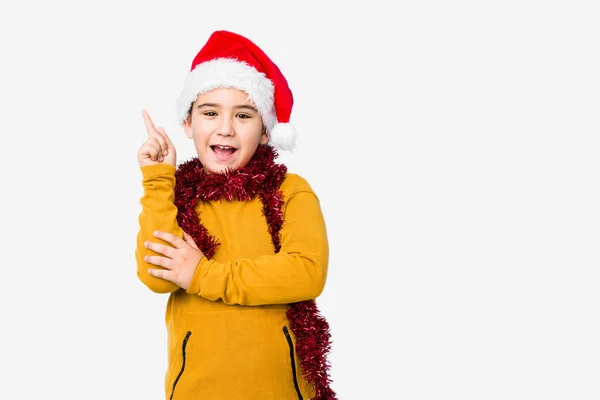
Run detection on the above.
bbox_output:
[215,145,234,150]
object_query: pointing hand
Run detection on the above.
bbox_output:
[137,109,177,167]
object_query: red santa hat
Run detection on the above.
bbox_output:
[176,30,296,151]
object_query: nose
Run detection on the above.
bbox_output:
[216,117,234,137]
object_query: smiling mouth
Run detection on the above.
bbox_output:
[211,145,237,156]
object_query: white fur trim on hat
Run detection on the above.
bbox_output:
[269,122,297,151]
[176,58,277,132]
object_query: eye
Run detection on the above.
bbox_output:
[203,111,217,117]
[237,113,251,119]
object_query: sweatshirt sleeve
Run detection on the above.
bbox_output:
[185,179,329,306]
[135,164,185,294]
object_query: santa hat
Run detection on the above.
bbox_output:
[176,30,296,151]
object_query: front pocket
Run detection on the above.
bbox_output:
[283,326,304,400]
[169,331,192,400]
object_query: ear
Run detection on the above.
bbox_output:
[259,127,269,145]
[183,115,193,139]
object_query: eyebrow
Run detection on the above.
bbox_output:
[196,103,259,112]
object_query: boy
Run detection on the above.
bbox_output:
[135,30,336,400]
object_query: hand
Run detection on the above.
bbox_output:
[144,230,205,290]
[138,109,177,167]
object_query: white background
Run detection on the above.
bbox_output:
[1,1,599,399]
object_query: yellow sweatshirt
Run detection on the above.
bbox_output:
[135,163,329,400]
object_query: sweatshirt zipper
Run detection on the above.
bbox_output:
[169,331,192,400]
[283,326,304,400]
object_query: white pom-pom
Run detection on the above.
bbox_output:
[269,122,297,151]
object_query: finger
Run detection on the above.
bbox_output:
[140,145,159,162]
[148,136,165,161]
[154,230,187,249]
[158,127,171,143]
[145,240,176,258]
[148,267,174,282]
[182,231,199,250]
[145,255,172,269]
[156,127,170,156]
[143,140,162,161]
[141,109,158,137]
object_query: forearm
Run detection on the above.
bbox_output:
[186,251,328,305]
[186,190,329,305]
[135,164,183,294]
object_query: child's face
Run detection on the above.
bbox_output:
[184,88,269,173]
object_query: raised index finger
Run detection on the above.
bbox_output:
[141,109,157,137]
